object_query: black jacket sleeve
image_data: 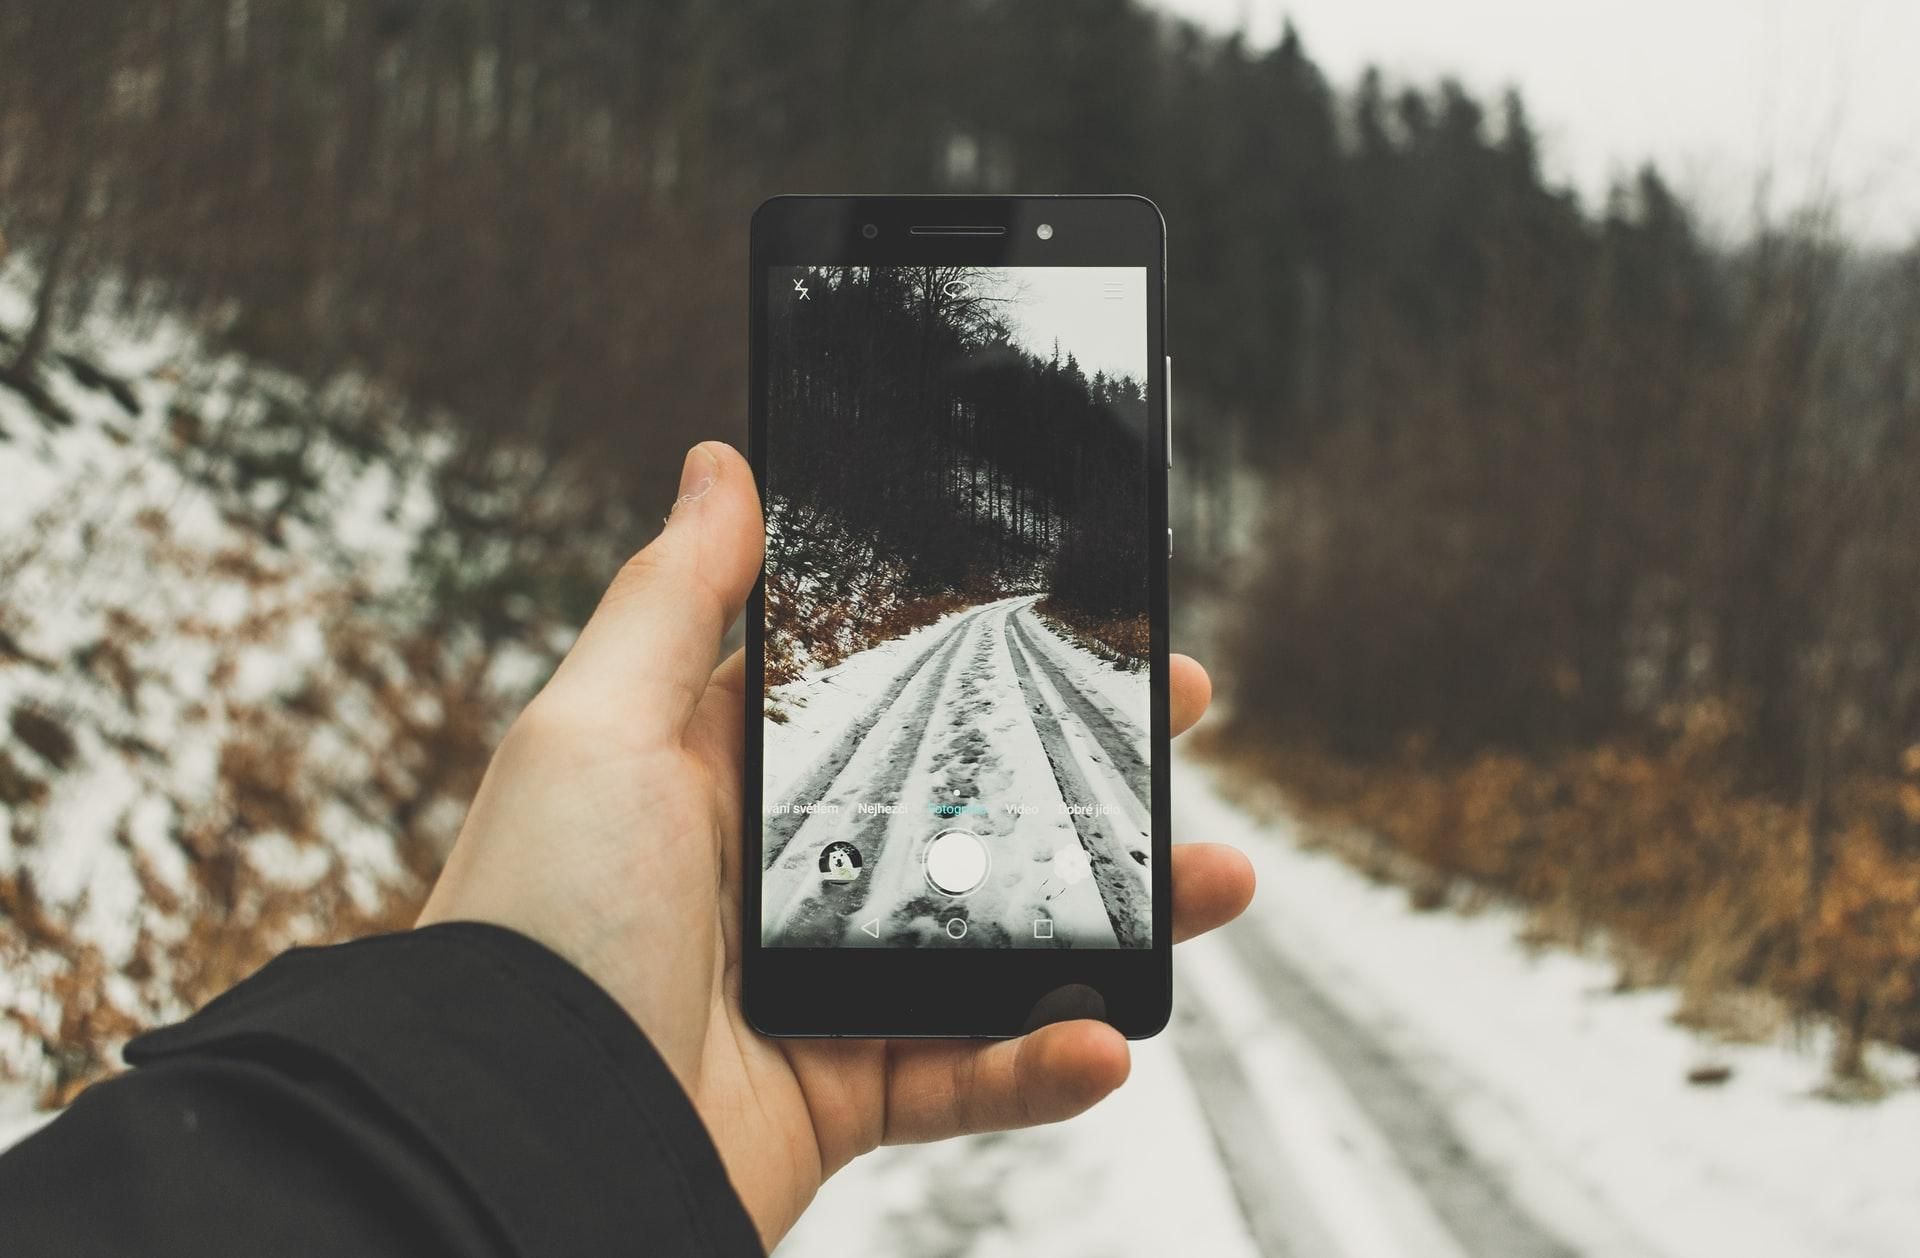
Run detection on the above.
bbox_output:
[0,923,763,1258]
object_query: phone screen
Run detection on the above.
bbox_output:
[758,264,1153,951]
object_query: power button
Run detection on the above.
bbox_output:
[1165,355,1174,469]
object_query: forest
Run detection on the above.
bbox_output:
[2,0,1917,1087]
[764,265,1149,682]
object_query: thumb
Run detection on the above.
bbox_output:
[550,441,764,736]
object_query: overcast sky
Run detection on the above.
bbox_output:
[984,267,1148,384]
[1155,0,1920,246]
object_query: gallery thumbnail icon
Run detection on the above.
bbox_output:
[818,840,862,883]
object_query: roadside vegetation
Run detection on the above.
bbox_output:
[1034,599,1150,672]
[1213,202,1920,1085]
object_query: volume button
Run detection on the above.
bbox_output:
[1165,354,1174,469]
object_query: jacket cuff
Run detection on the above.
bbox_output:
[126,922,762,1257]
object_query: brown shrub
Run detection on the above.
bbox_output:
[763,557,971,691]
[0,748,49,807]
[1033,599,1149,668]
[9,706,76,770]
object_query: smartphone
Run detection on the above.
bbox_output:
[743,195,1170,1037]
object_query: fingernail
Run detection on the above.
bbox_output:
[671,444,717,518]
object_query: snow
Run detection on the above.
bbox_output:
[0,263,521,1107]
[761,596,1150,949]
[780,748,1920,1258]
[1025,604,1150,723]
[1180,936,1478,1258]
[1016,638,1150,839]
[765,601,1150,813]
[1174,750,1920,1258]
[764,601,982,806]
[0,306,419,950]
[776,1032,1262,1258]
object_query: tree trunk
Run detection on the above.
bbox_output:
[9,167,87,379]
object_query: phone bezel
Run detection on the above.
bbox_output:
[743,195,1171,1038]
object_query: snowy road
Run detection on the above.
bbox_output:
[777,751,1920,1258]
[1175,908,1589,1258]
[762,596,1152,948]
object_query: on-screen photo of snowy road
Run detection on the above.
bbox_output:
[762,594,1149,949]
[759,262,1156,950]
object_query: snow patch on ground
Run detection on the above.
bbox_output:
[764,601,983,806]
[1177,751,1920,1258]
[776,1034,1260,1258]
[1027,606,1149,721]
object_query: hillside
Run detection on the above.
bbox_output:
[0,270,556,1110]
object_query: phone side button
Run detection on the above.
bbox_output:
[1165,354,1173,469]
[1167,526,1173,559]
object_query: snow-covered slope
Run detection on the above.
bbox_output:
[0,268,551,1114]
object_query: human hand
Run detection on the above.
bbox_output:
[418,441,1255,1248]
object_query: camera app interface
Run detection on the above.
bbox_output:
[761,265,1152,949]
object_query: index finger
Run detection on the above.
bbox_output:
[1170,653,1210,737]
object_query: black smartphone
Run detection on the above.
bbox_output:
[743,195,1170,1037]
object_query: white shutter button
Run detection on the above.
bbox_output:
[924,828,989,896]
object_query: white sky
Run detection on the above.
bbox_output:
[985,267,1149,383]
[1154,0,1920,246]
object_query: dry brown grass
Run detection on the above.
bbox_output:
[762,540,979,693]
[1033,599,1149,668]
[766,584,973,689]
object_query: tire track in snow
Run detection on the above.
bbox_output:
[762,605,991,871]
[1009,608,1149,811]
[1171,988,1342,1258]
[1213,919,1582,1258]
[764,611,983,944]
[862,617,1024,947]
[1003,607,1152,947]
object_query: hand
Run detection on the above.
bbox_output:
[419,442,1255,1248]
